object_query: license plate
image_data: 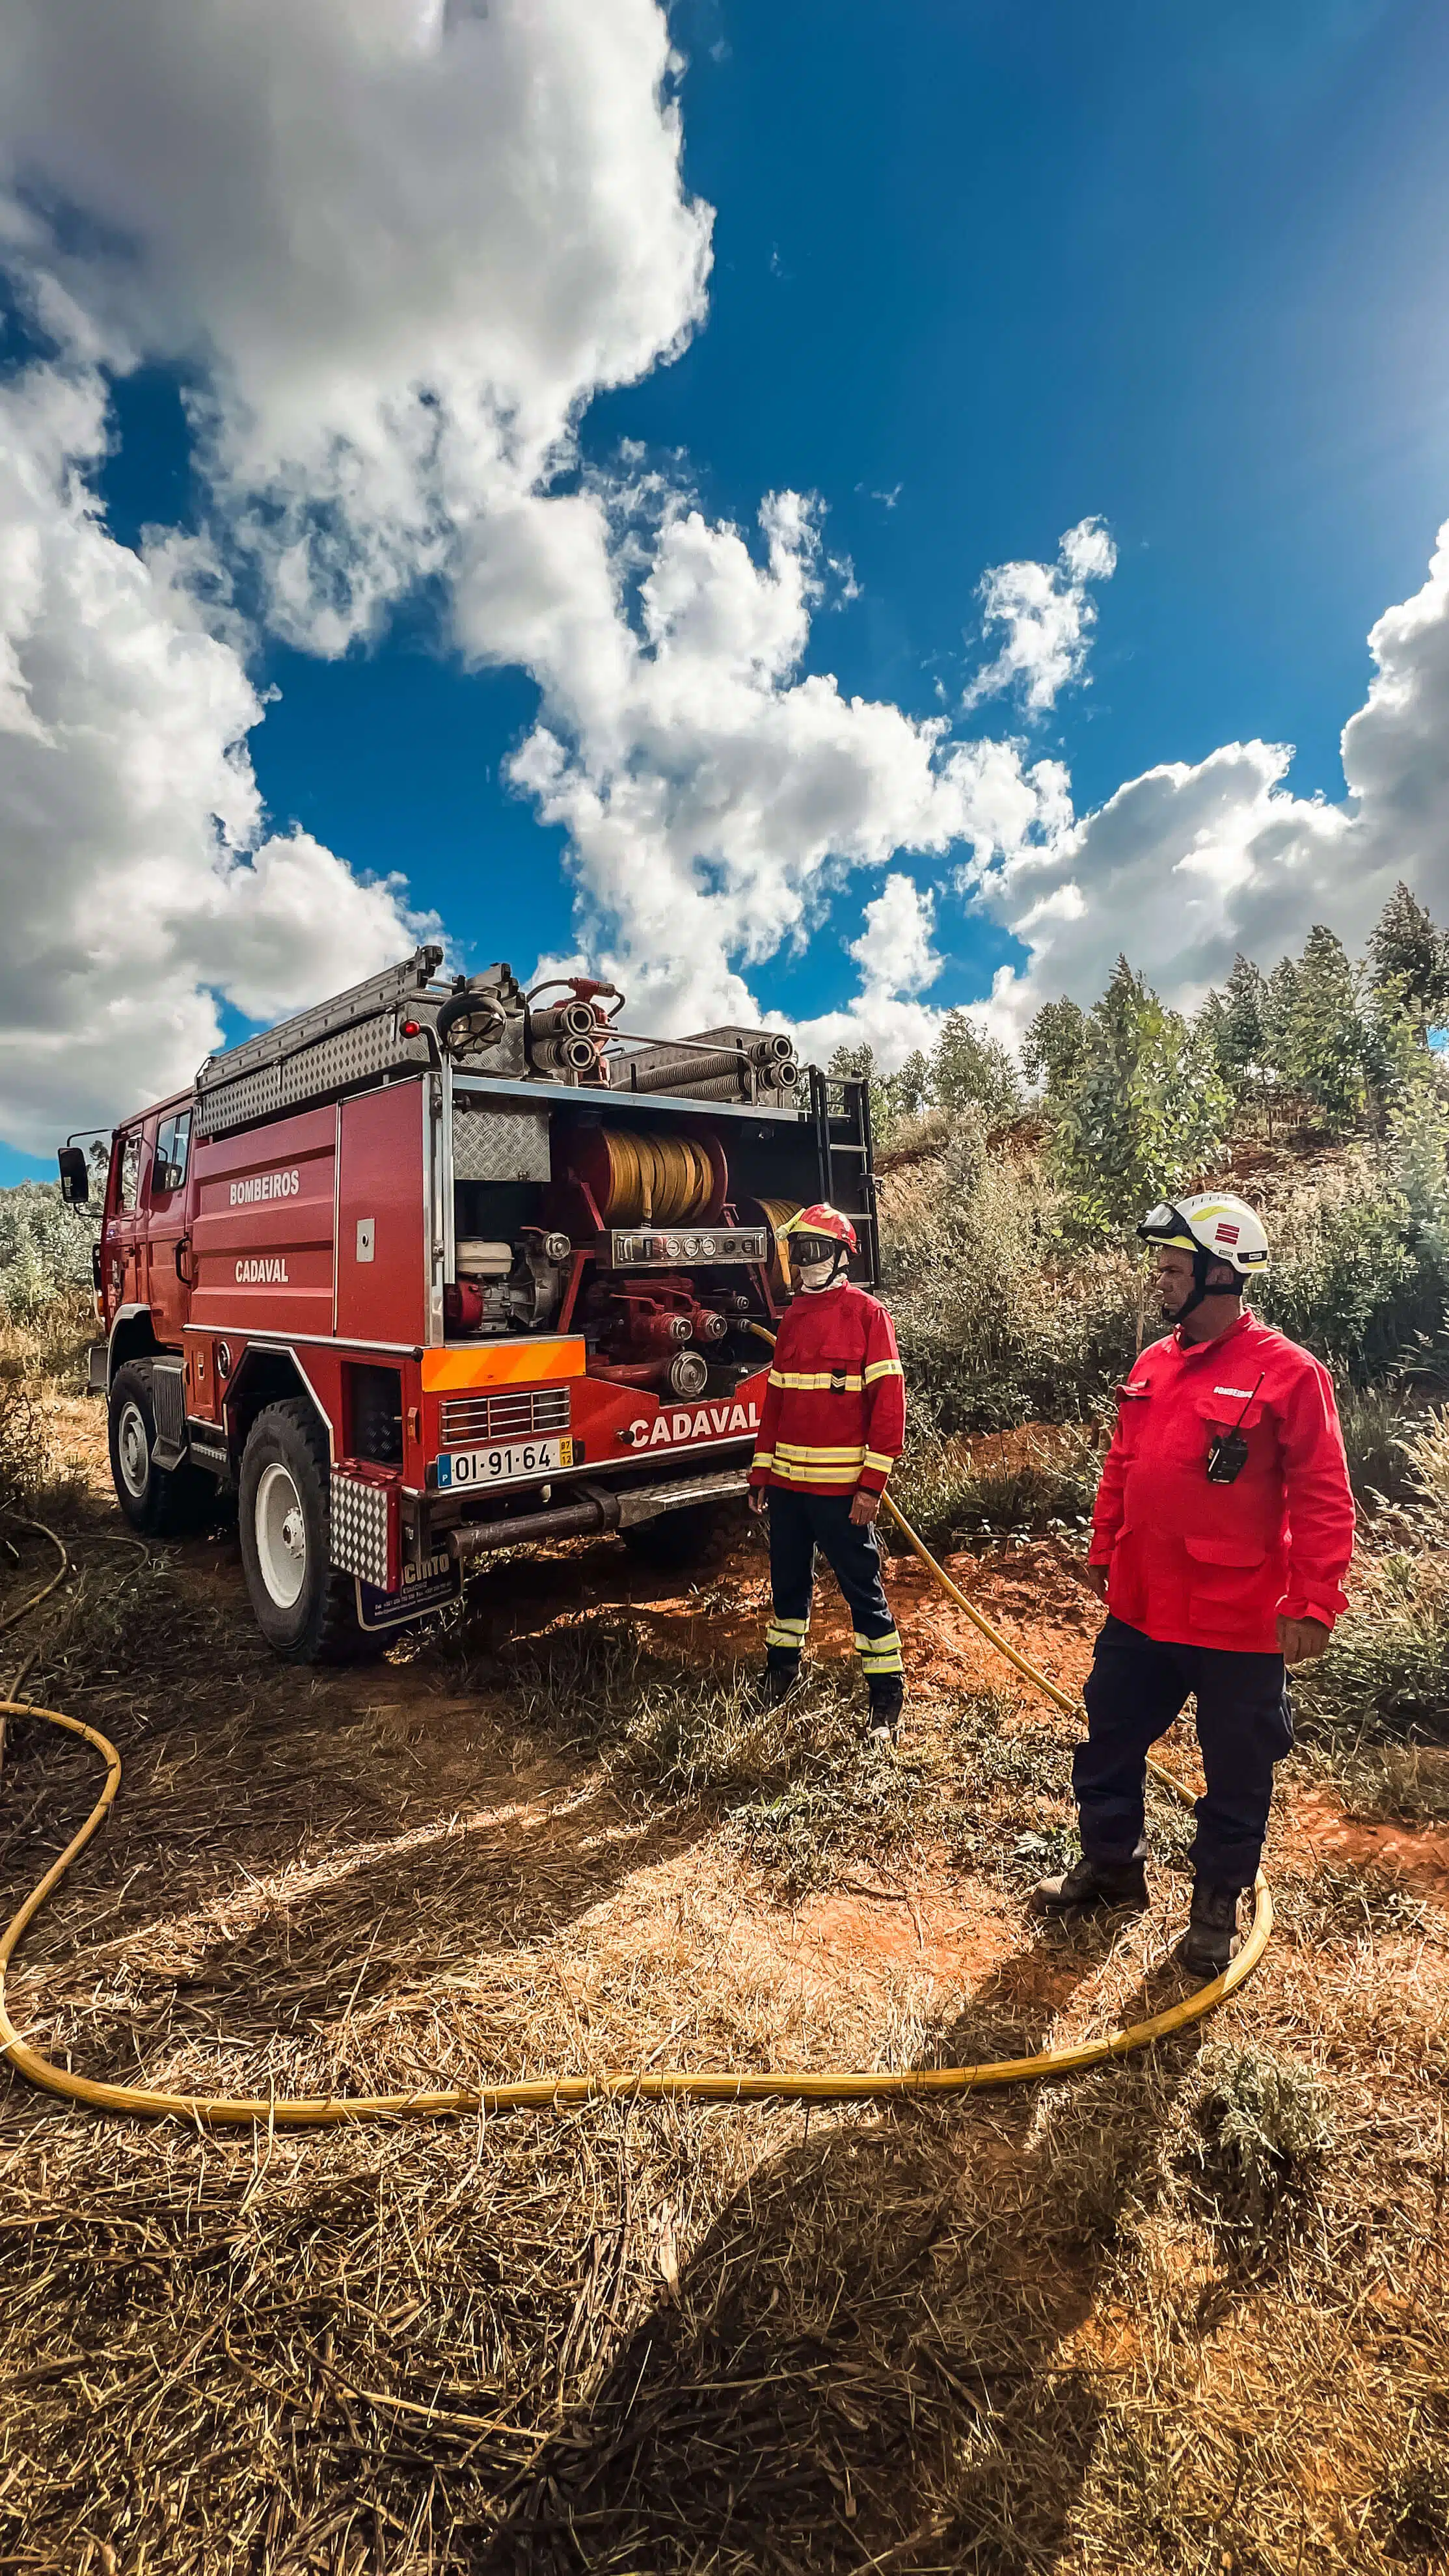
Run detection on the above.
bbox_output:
[436,1436,575,1489]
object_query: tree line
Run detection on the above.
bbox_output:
[833,881,1449,1236]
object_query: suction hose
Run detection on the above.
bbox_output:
[0,1425,1271,2126]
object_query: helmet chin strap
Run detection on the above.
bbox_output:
[1176,1248,1241,1321]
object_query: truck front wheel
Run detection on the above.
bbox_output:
[239,1399,379,1663]
[107,1363,215,1537]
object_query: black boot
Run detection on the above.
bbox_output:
[1029,1853,1148,1914]
[759,1656,801,1708]
[1180,1879,1245,1974]
[865,1676,904,1745]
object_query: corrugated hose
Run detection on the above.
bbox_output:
[0,1358,1269,2125]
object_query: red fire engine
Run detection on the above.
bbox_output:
[58,950,876,1661]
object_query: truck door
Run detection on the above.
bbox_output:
[146,1108,193,1348]
[107,1125,148,1319]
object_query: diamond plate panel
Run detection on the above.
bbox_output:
[195,1062,282,1137]
[198,1017,430,1136]
[451,1103,552,1183]
[330,1464,399,1590]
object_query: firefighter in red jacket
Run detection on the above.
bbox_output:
[748,1205,907,1740]
[1033,1192,1355,1971]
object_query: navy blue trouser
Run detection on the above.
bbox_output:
[1075,1615,1293,1890]
[765,1488,903,1699]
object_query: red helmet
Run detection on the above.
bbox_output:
[781,1203,858,1254]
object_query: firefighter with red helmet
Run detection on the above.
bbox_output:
[748,1205,907,1739]
[1032,1192,1355,1970]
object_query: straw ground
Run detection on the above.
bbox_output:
[1,1322,1447,2573]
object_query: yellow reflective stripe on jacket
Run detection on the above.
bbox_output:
[766,1457,860,1483]
[767,1367,866,1392]
[862,1358,904,1385]
[861,1449,897,1474]
[774,1440,869,1464]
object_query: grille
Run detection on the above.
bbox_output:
[439,1385,571,1447]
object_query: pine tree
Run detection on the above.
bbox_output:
[826,1041,896,1144]
[1048,958,1230,1232]
[1261,956,1301,1095]
[1021,996,1087,1095]
[1203,954,1269,1103]
[891,1049,932,1121]
[1368,882,1449,1028]
[929,1010,1023,1129]
[1289,925,1368,1136]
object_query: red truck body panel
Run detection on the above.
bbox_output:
[189,1107,338,1343]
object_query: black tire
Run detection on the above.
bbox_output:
[621,1498,737,1573]
[107,1362,217,1537]
[238,1398,381,1663]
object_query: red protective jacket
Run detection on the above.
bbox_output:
[748,1281,906,1497]
[1090,1311,1355,1653]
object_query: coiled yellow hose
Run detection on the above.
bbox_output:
[594,1128,716,1226]
[0,1427,1270,2125]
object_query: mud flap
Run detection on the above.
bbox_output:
[355,1551,463,1633]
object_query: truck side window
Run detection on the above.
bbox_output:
[119,1134,143,1214]
[152,1112,191,1198]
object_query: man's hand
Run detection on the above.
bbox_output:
[850,1488,880,1527]
[1277,1614,1330,1665]
[748,1485,768,1518]
[1082,1561,1109,1601]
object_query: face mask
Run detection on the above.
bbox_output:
[796,1254,838,1291]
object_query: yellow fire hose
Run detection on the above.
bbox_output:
[0,1401,1270,2125]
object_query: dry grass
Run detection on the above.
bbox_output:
[1,1321,1448,2573]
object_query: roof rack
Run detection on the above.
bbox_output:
[194,947,457,1138]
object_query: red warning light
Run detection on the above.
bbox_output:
[401,1019,422,1038]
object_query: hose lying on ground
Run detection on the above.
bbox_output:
[0,1440,1271,2125]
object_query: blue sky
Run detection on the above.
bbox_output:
[5,0,1449,1179]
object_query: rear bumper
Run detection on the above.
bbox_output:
[445,1462,750,1562]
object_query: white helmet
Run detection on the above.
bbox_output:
[1138,1192,1270,1284]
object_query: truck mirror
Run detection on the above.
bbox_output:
[57,1146,90,1206]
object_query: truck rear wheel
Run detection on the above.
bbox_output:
[107,1363,216,1538]
[239,1399,380,1664]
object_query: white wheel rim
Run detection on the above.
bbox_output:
[255,1461,308,1609]
[116,1399,150,1499]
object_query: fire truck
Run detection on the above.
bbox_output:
[58,950,876,1661]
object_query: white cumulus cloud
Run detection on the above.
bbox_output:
[0,362,429,1151]
[964,516,1118,716]
[977,521,1449,1043]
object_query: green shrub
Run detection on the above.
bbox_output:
[1254,1155,1439,1377]
[880,1125,1143,1432]
[0,1183,94,1325]
[891,1423,1100,1551]
[1376,2450,1449,2562]
[1334,1384,1419,1508]
[1292,1549,1449,1745]
[1188,2042,1335,2225]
